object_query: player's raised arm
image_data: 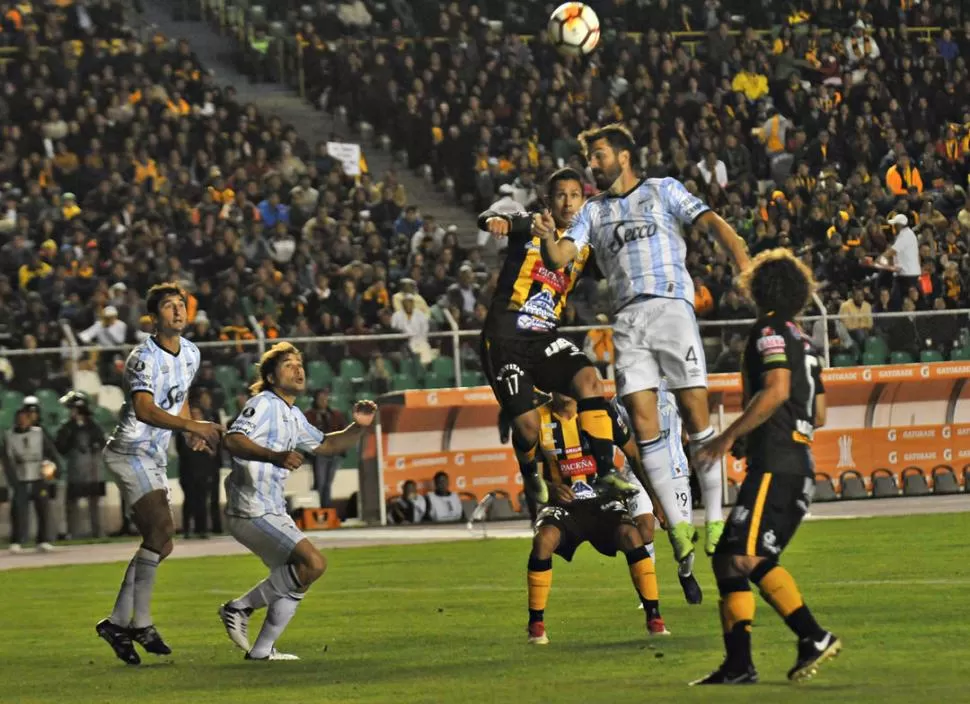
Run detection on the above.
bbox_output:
[536,209,582,269]
[312,400,376,455]
[477,209,534,240]
[660,176,750,272]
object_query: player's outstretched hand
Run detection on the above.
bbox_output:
[273,450,304,470]
[189,420,225,450]
[486,216,511,238]
[352,400,377,427]
[532,210,556,240]
[695,432,733,471]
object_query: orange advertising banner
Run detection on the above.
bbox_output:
[383,449,522,499]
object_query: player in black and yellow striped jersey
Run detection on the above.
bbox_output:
[524,393,668,645]
[478,168,637,503]
[691,249,841,686]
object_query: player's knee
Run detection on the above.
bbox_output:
[305,550,327,584]
[532,527,559,558]
[159,539,174,560]
[571,367,603,398]
[616,525,642,553]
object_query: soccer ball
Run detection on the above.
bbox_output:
[547,2,600,57]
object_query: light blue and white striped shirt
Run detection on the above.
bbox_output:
[225,391,325,518]
[107,336,200,460]
[612,378,688,477]
[564,177,709,312]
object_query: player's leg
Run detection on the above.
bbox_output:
[744,475,840,681]
[510,408,546,504]
[655,299,725,554]
[568,365,637,494]
[527,507,571,644]
[247,537,326,661]
[126,487,176,653]
[613,522,666,635]
[96,452,172,665]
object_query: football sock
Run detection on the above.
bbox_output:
[690,427,724,523]
[639,436,688,528]
[626,545,660,619]
[131,547,161,629]
[576,397,616,478]
[232,564,303,611]
[750,562,826,642]
[718,577,755,669]
[108,558,137,627]
[644,541,655,560]
[527,554,552,623]
[249,591,304,658]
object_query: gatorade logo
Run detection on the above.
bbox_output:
[887,429,897,442]
[944,448,953,461]
[427,392,438,405]
[862,368,873,382]
[888,451,898,465]
[455,475,467,489]
[943,426,952,439]
[920,365,931,378]
[455,452,465,466]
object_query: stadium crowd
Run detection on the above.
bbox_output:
[296,0,970,360]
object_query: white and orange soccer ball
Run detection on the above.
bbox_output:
[547,2,600,57]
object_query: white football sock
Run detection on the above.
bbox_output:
[644,541,655,560]
[131,547,161,629]
[669,473,693,525]
[249,591,304,658]
[639,437,688,530]
[232,564,302,612]
[689,426,724,524]
[108,559,136,626]
[678,551,695,578]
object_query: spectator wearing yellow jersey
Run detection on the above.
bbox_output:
[731,61,769,102]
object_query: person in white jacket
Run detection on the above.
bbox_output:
[390,294,433,364]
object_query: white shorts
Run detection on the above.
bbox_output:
[613,298,707,396]
[626,473,654,519]
[103,448,170,512]
[227,512,306,567]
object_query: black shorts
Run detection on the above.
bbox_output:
[479,327,592,418]
[715,471,814,558]
[535,499,636,562]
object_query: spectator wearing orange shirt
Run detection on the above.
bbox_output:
[885,153,923,195]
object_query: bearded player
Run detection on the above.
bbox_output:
[478,167,636,504]
[535,123,750,567]
[691,249,840,685]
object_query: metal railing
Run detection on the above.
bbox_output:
[1,308,966,402]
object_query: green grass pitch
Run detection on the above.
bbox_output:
[1,513,968,704]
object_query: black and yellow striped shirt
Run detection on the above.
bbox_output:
[479,209,591,335]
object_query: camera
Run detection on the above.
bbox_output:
[59,390,91,414]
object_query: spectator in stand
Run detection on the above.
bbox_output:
[388,479,426,524]
[304,389,347,509]
[883,214,921,306]
[839,286,874,348]
[391,293,433,364]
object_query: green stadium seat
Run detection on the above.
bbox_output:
[430,356,455,381]
[0,405,16,430]
[35,388,61,412]
[332,375,352,396]
[920,349,945,363]
[862,349,888,366]
[950,346,970,361]
[391,372,418,391]
[397,357,423,381]
[328,393,350,414]
[41,404,69,430]
[294,394,311,411]
[460,370,486,387]
[864,336,889,358]
[423,372,448,389]
[307,360,334,389]
[1,389,24,410]
[339,358,366,380]
[889,351,915,365]
[832,352,856,368]
[215,365,242,394]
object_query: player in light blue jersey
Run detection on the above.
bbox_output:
[535,123,750,563]
[219,342,375,661]
[613,382,703,605]
[96,283,224,666]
